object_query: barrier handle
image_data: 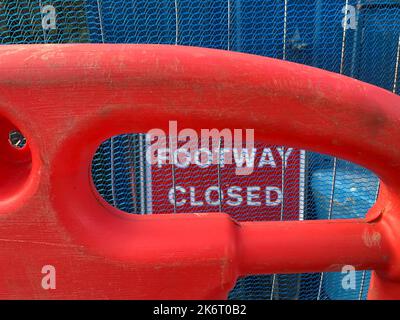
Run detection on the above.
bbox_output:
[0,44,400,299]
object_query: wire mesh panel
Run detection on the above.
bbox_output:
[1,0,399,300]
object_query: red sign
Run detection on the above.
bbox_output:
[149,142,304,222]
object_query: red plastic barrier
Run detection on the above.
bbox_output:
[0,44,399,299]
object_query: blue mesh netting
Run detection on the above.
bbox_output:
[2,0,399,300]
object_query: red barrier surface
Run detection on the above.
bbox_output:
[0,44,399,299]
